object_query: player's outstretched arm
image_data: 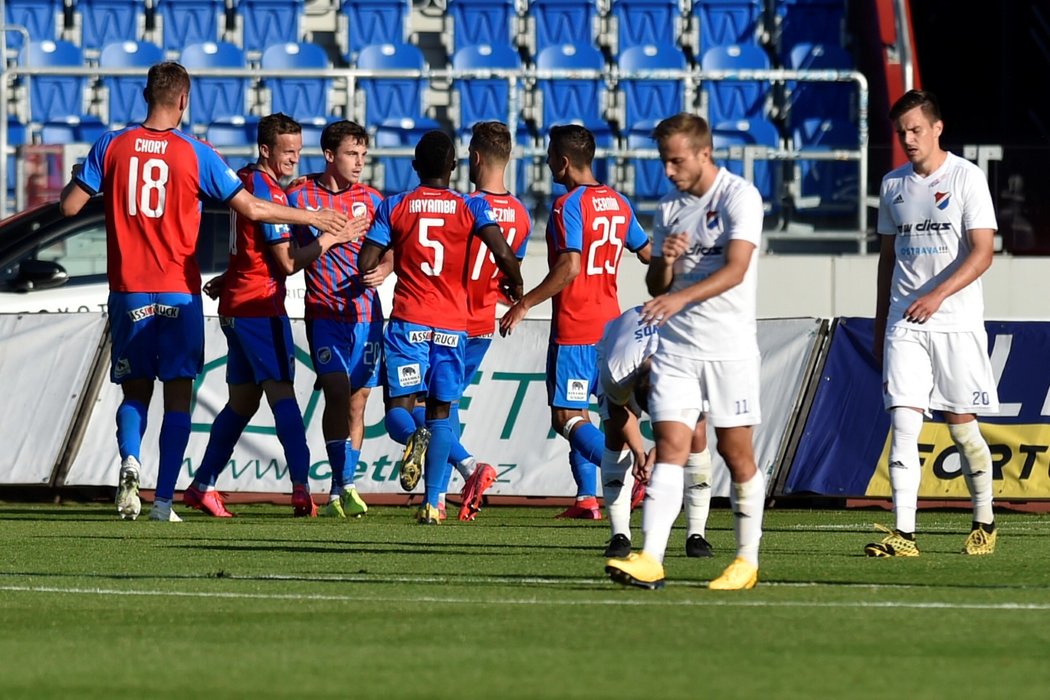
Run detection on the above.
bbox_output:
[634,241,653,264]
[357,239,386,275]
[361,249,395,288]
[268,216,368,276]
[229,189,350,234]
[499,250,580,336]
[873,234,896,364]
[59,167,91,217]
[645,232,688,296]
[642,238,755,327]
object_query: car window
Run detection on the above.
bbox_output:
[37,223,108,279]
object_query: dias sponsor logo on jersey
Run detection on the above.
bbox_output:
[566,378,589,403]
[896,220,953,235]
[398,363,422,387]
[686,241,723,257]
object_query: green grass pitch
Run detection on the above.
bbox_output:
[2,504,1049,699]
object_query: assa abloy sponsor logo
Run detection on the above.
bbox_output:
[408,330,433,343]
[433,331,460,348]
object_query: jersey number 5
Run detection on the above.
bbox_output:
[127,157,169,218]
[587,215,626,275]
[419,218,444,276]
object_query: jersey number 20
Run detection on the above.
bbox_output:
[126,156,169,218]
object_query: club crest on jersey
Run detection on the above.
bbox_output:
[566,378,588,403]
[351,202,368,218]
[433,332,460,348]
[398,363,422,387]
[317,347,332,364]
[705,211,720,230]
[935,191,951,210]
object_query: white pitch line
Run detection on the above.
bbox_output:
[2,584,1050,611]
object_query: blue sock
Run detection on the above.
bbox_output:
[447,402,471,464]
[115,399,148,461]
[424,418,453,508]
[569,421,605,467]
[569,447,598,499]
[273,398,310,486]
[156,411,191,501]
[326,440,348,496]
[345,445,361,487]
[440,458,456,494]
[412,405,426,428]
[386,406,419,445]
[194,406,250,488]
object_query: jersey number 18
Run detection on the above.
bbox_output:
[126,156,169,218]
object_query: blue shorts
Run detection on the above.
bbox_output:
[108,292,203,383]
[306,318,383,389]
[384,319,466,403]
[546,342,599,409]
[461,335,493,394]
[221,316,295,385]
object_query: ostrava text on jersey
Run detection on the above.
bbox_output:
[466,191,531,337]
[547,184,648,345]
[287,179,384,322]
[365,185,498,330]
[75,125,243,293]
[219,165,294,317]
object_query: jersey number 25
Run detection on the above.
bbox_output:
[587,215,626,275]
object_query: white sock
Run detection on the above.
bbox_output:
[600,448,634,540]
[684,449,713,537]
[889,408,923,534]
[641,463,684,563]
[949,421,995,525]
[456,456,475,480]
[731,471,765,567]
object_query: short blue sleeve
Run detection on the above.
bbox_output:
[184,135,243,203]
[465,196,499,233]
[365,196,394,249]
[75,131,115,195]
[557,193,584,252]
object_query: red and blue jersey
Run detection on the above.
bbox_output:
[466,191,531,337]
[366,185,498,331]
[287,179,384,322]
[547,184,648,345]
[76,125,243,294]
[218,165,293,317]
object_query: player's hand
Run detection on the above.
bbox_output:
[903,292,945,325]
[499,300,529,337]
[70,163,83,179]
[661,231,690,262]
[499,278,523,304]
[361,255,393,288]
[641,291,687,327]
[347,213,370,241]
[312,207,350,235]
[203,272,226,300]
[287,173,321,189]
[632,448,656,485]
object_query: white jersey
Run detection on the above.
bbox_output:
[652,167,763,360]
[877,152,998,332]
[597,306,659,406]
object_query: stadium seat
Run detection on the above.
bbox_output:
[155,0,226,55]
[239,0,304,55]
[354,43,428,128]
[452,43,523,135]
[791,117,859,213]
[529,0,596,55]
[626,130,672,201]
[205,115,260,148]
[609,0,680,55]
[374,117,442,194]
[782,42,854,127]
[713,117,780,208]
[99,40,164,126]
[296,120,336,177]
[339,0,409,62]
[692,0,764,55]
[261,42,331,126]
[446,0,515,55]
[23,40,89,125]
[180,41,249,129]
[617,44,687,133]
[75,0,146,54]
[775,0,847,55]
[534,43,606,132]
[3,0,63,55]
[701,43,771,125]
[40,114,108,145]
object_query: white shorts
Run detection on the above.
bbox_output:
[649,351,761,428]
[883,326,999,415]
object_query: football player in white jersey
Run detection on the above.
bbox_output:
[596,306,713,559]
[868,89,999,558]
[605,113,765,591]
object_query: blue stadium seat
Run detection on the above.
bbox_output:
[692,0,764,55]
[205,115,261,148]
[155,0,225,55]
[791,117,858,213]
[535,43,606,131]
[609,0,680,55]
[239,0,304,55]
[40,114,108,144]
[339,0,409,62]
[261,42,331,126]
[180,41,249,129]
[3,0,63,55]
[530,0,596,54]
[618,44,686,132]
[713,117,781,208]
[374,117,442,194]
[447,0,515,55]
[701,43,771,125]
[355,43,427,127]
[297,120,334,176]
[775,0,847,54]
[76,1,145,53]
[99,40,164,126]
[626,130,672,200]
[783,42,854,127]
[23,40,89,124]
[452,43,523,135]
